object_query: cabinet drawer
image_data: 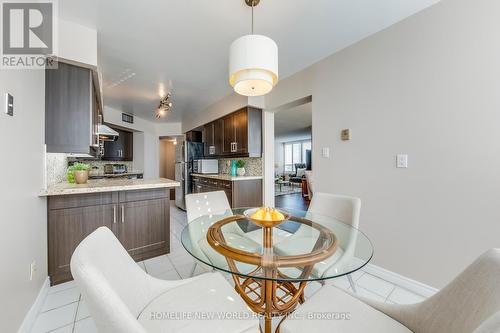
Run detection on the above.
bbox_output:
[118,188,169,203]
[48,192,117,210]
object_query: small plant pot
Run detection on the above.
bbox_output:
[236,167,246,176]
[74,170,89,184]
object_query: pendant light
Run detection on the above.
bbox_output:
[229,0,278,97]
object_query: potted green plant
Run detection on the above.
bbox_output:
[67,163,91,184]
[236,159,246,176]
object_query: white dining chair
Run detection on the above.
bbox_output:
[70,227,260,333]
[281,249,500,333]
[304,170,314,199]
[274,192,361,291]
[185,191,261,276]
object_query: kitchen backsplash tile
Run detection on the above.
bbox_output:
[46,153,68,187]
[218,157,262,176]
[45,153,137,187]
[74,159,134,174]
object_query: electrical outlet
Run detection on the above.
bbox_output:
[30,261,37,281]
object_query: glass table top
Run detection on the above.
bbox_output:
[181,208,373,282]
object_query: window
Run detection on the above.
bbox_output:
[283,140,311,172]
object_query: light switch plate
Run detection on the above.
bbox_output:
[322,147,330,158]
[397,154,408,168]
[5,93,13,116]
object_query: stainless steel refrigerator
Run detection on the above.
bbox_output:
[175,141,204,210]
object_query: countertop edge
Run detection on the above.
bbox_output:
[191,173,263,181]
[39,179,180,197]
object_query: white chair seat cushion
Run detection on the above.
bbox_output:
[280,285,412,333]
[138,272,259,333]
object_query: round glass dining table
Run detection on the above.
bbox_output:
[181,207,373,333]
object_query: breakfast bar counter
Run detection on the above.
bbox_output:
[40,178,179,196]
[43,178,179,285]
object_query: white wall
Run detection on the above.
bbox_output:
[58,20,98,67]
[264,0,500,288]
[103,106,182,179]
[0,70,47,331]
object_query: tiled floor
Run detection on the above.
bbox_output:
[31,201,426,333]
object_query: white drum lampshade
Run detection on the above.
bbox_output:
[229,34,278,97]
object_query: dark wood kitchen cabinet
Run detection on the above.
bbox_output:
[47,188,170,285]
[102,126,133,161]
[203,119,223,157]
[191,176,262,208]
[201,107,262,158]
[45,61,100,155]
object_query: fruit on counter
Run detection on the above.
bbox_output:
[251,207,285,221]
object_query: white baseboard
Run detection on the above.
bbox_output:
[363,262,438,298]
[17,277,50,333]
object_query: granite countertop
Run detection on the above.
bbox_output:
[39,178,180,196]
[191,173,263,181]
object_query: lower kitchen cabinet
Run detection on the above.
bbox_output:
[191,176,262,208]
[47,188,170,285]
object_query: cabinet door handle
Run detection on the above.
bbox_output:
[113,205,116,224]
[121,205,125,223]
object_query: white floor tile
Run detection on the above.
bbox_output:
[175,261,198,279]
[169,253,195,269]
[137,261,146,271]
[76,299,90,321]
[41,287,80,312]
[48,281,77,294]
[143,255,175,275]
[356,273,396,298]
[353,286,387,302]
[328,276,351,290]
[48,324,73,333]
[31,302,78,333]
[149,268,181,280]
[74,317,98,333]
[388,287,425,304]
[304,281,322,299]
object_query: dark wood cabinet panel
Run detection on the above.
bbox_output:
[200,107,261,158]
[115,198,169,260]
[47,189,171,285]
[48,204,115,285]
[222,114,235,155]
[46,62,97,154]
[190,176,261,208]
[102,126,133,161]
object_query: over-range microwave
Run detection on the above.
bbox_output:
[193,159,218,174]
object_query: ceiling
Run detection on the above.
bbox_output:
[275,102,312,141]
[59,0,439,123]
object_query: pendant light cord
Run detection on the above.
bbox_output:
[251,1,254,34]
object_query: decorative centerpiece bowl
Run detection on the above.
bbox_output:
[244,207,291,228]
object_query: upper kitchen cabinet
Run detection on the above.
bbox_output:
[221,107,262,158]
[203,119,223,157]
[102,126,134,161]
[45,62,99,155]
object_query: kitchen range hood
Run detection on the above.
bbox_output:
[97,123,119,142]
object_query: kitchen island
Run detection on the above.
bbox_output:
[41,178,179,285]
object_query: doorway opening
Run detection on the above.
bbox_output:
[159,136,181,199]
[273,98,312,211]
